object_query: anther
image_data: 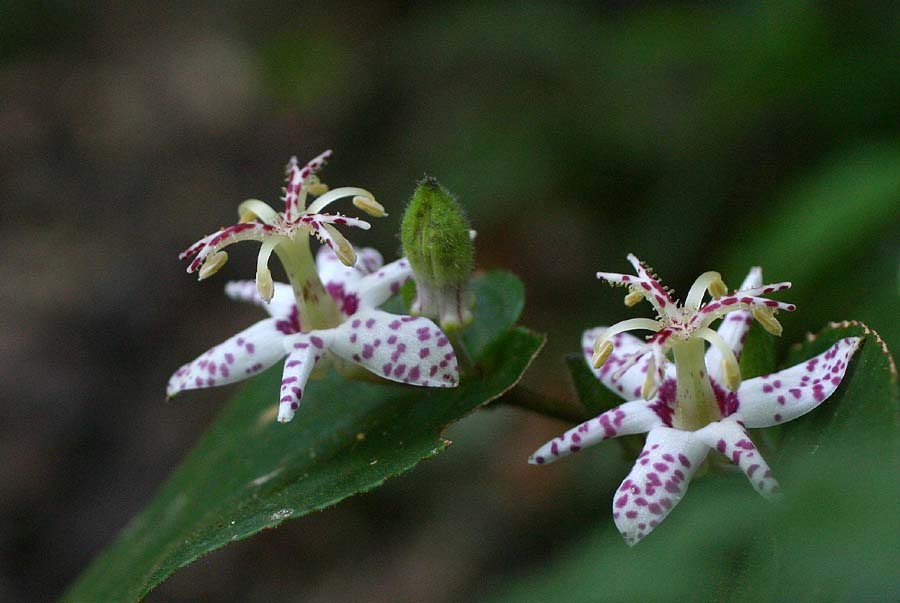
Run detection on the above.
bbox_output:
[198,251,228,280]
[353,195,387,218]
[592,338,614,368]
[752,307,783,336]
[624,291,644,307]
[708,275,728,298]
[256,267,275,302]
[721,358,742,391]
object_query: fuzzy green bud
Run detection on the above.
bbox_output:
[401,176,475,332]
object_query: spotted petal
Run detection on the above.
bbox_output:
[167,318,286,396]
[706,267,760,383]
[695,419,780,499]
[528,399,665,465]
[353,257,413,309]
[733,337,861,428]
[613,427,709,546]
[277,333,331,423]
[326,309,458,387]
[582,328,674,401]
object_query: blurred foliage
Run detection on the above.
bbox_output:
[491,322,897,602]
[3,0,898,601]
[64,273,541,602]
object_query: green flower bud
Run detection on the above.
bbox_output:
[401,176,475,332]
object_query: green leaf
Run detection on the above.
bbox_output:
[565,353,622,416]
[64,272,542,603]
[738,322,777,380]
[778,321,898,455]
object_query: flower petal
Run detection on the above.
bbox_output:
[224,280,297,322]
[613,427,709,546]
[582,327,674,401]
[528,399,665,465]
[732,337,861,428]
[277,333,331,423]
[694,419,781,499]
[353,257,413,310]
[316,245,382,287]
[706,267,760,383]
[166,318,286,396]
[326,309,458,387]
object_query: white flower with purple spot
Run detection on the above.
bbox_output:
[529,255,860,546]
[169,152,459,422]
[168,246,460,422]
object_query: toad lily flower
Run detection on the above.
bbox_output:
[169,152,459,422]
[529,254,860,546]
[169,246,460,422]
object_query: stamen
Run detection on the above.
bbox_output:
[685,271,727,311]
[353,195,387,218]
[696,327,741,391]
[752,307,783,336]
[198,251,228,280]
[591,338,614,368]
[307,177,329,196]
[306,186,376,215]
[255,238,279,301]
[642,356,658,400]
[322,223,357,266]
[237,199,279,225]
[624,290,644,307]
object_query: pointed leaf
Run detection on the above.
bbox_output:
[64,272,542,603]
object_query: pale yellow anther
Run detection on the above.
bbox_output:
[198,251,228,280]
[323,223,357,266]
[721,358,742,391]
[256,267,275,302]
[708,275,728,298]
[642,356,658,400]
[752,307,783,336]
[238,211,256,223]
[591,338,614,369]
[352,195,387,218]
[624,291,644,307]
[308,182,330,196]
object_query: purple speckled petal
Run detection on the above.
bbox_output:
[326,309,459,387]
[528,399,664,465]
[706,267,761,383]
[733,337,861,429]
[694,419,781,499]
[317,246,385,316]
[166,318,286,397]
[582,327,675,401]
[353,257,413,309]
[276,333,331,423]
[224,280,296,322]
[613,427,708,546]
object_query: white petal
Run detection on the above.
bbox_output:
[167,318,286,396]
[613,427,709,546]
[581,327,674,401]
[353,257,413,310]
[694,418,781,499]
[733,337,861,428]
[528,399,665,465]
[327,309,458,387]
[276,333,331,423]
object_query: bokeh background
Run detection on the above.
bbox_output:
[2,2,898,602]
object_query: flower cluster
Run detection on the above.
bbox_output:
[169,152,460,422]
[529,255,859,545]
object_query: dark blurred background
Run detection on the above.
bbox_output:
[1,2,898,602]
